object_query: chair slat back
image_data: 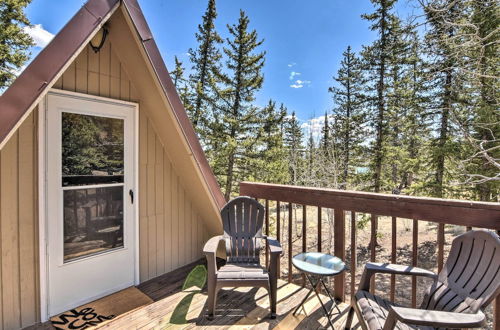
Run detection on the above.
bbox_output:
[421,230,500,313]
[220,196,265,264]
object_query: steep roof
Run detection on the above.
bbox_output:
[0,0,226,211]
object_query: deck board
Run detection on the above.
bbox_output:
[25,259,358,329]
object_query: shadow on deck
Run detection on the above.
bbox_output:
[26,259,359,329]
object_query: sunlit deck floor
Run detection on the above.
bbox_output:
[27,260,359,329]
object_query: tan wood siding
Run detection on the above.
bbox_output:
[0,33,211,330]
[138,112,207,281]
[55,43,209,283]
[0,110,39,329]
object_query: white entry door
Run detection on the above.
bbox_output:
[45,91,137,316]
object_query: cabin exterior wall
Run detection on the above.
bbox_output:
[0,110,39,329]
[0,42,210,329]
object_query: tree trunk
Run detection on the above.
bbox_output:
[435,70,452,198]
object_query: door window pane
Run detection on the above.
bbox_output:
[62,112,124,186]
[63,186,124,262]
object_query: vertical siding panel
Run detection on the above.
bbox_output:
[98,42,110,98]
[33,109,40,323]
[147,121,157,278]
[185,199,192,263]
[198,214,203,259]
[1,133,21,329]
[110,46,121,99]
[138,112,148,281]
[52,77,63,89]
[178,187,185,265]
[130,85,139,103]
[75,46,88,94]
[171,173,179,269]
[120,66,130,101]
[87,46,99,96]
[62,62,76,92]
[191,207,196,261]
[163,157,172,272]
[18,115,37,327]
[155,139,165,274]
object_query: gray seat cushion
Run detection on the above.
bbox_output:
[217,263,269,280]
[355,290,433,330]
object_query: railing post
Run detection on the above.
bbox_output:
[317,207,322,252]
[390,216,396,302]
[302,205,307,287]
[288,202,293,283]
[265,199,269,268]
[350,212,357,302]
[370,214,377,294]
[412,219,418,308]
[277,201,281,277]
[276,201,281,243]
[302,205,307,252]
[334,208,345,302]
[437,223,445,272]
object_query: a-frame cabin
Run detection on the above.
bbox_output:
[0,0,225,327]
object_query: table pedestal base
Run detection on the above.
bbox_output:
[292,273,341,329]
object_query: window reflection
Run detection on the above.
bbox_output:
[63,186,124,262]
[62,112,124,186]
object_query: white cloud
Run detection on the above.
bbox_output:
[24,24,54,48]
[287,62,297,67]
[301,114,332,140]
[289,71,301,80]
[289,79,311,89]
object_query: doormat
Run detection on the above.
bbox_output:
[50,287,153,329]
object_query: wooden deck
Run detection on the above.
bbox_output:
[26,259,358,329]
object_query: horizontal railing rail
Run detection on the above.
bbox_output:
[239,181,500,328]
[240,182,500,229]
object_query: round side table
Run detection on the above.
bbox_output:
[292,252,346,328]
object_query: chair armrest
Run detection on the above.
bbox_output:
[203,235,224,276]
[203,235,224,255]
[266,237,283,256]
[359,262,436,291]
[383,306,485,330]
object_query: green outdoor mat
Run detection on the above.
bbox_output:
[182,264,207,292]
[170,264,207,324]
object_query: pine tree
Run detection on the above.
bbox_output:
[283,112,304,185]
[329,46,366,189]
[170,56,185,89]
[396,30,431,194]
[304,127,317,186]
[188,0,222,129]
[423,0,464,198]
[0,0,34,89]
[361,0,400,193]
[252,100,289,184]
[208,10,266,199]
[361,0,401,248]
[466,0,500,201]
[443,0,500,201]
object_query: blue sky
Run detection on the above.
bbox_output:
[24,0,421,136]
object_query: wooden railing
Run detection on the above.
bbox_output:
[239,181,500,327]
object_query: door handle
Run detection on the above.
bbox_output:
[129,189,134,204]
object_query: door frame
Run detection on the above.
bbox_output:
[38,89,139,321]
